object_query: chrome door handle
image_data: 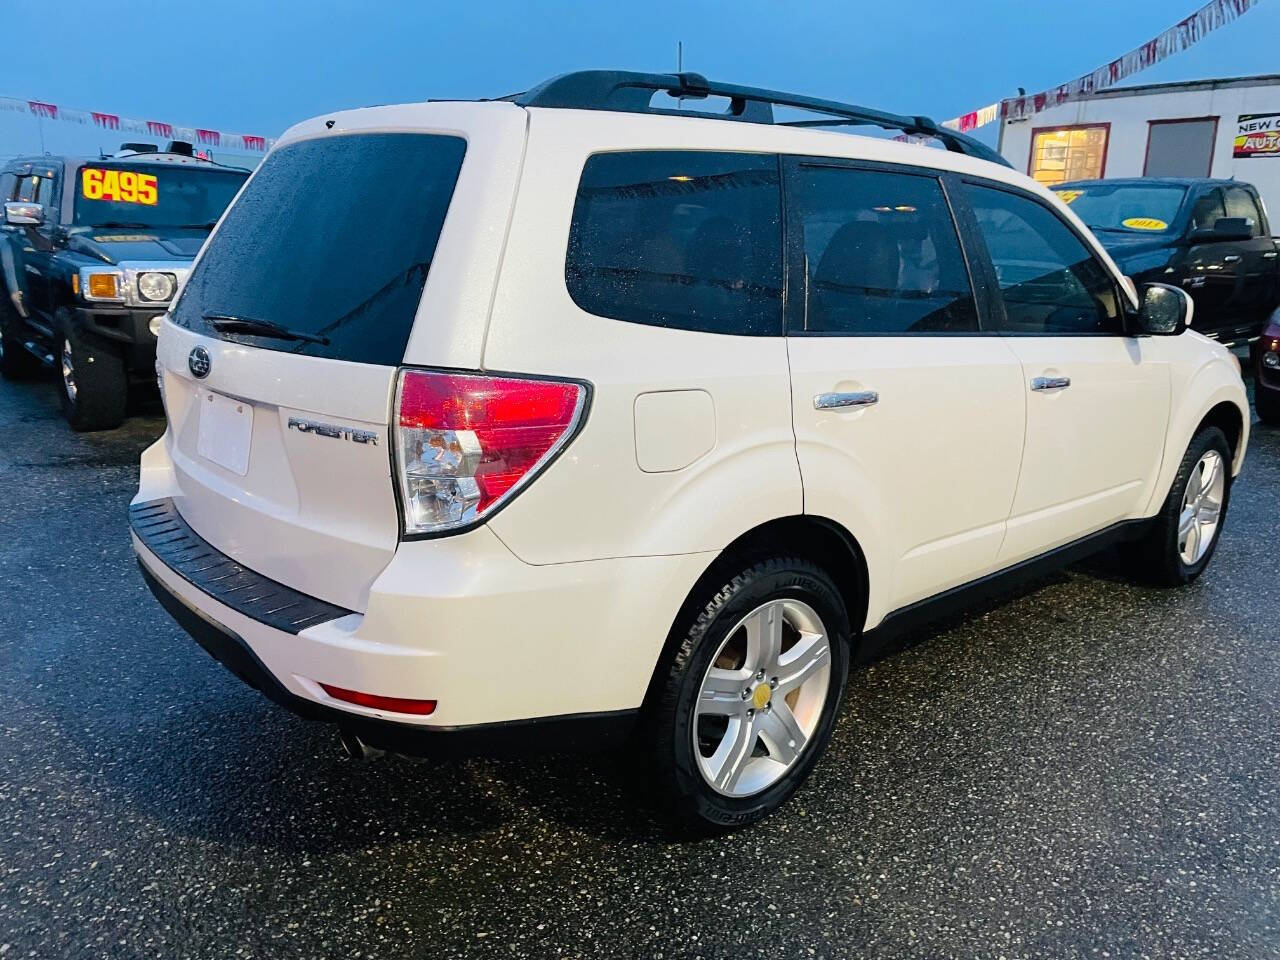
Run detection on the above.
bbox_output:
[814,390,878,410]
[1222,254,1242,263]
[1031,376,1071,391]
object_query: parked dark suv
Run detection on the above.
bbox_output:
[1053,178,1279,347]
[0,146,247,429]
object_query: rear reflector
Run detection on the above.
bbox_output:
[394,368,586,536]
[319,682,437,716]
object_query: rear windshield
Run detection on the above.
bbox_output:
[172,133,467,365]
[74,164,247,229]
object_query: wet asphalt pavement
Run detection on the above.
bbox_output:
[0,372,1277,960]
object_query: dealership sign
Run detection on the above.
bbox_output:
[1235,113,1280,159]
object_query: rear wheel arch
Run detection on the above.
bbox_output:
[642,515,870,708]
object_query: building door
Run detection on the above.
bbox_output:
[1145,119,1217,177]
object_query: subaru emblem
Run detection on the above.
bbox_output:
[188,346,211,379]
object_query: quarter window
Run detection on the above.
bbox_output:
[787,165,977,334]
[966,183,1122,335]
[566,151,783,336]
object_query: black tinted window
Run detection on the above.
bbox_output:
[1224,187,1264,236]
[35,175,57,212]
[1190,189,1227,231]
[566,152,782,335]
[173,134,466,365]
[788,165,977,334]
[966,183,1121,335]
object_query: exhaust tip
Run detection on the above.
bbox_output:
[338,728,385,762]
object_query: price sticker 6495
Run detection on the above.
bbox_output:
[81,168,158,205]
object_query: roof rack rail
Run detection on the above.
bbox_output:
[511,70,1010,168]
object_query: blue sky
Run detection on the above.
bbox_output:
[2,0,1276,160]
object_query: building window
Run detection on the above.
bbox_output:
[1028,125,1108,186]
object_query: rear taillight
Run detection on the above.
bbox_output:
[394,369,586,536]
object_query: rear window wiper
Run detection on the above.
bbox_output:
[89,221,152,229]
[204,314,330,345]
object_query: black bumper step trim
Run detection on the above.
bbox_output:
[129,498,355,634]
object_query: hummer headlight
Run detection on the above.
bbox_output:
[137,271,177,302]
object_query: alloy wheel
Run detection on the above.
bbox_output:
[1179,449,1225,566]
[693,598,832,797]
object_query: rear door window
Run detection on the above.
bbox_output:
[785,162,978,335]
[172,133,467,365]
[566,151,783,336]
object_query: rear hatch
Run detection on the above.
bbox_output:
[158,103,527,611]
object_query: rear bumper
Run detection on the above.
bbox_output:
[130,451,714,747]
[134,557,636,757]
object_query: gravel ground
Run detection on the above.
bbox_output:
[0,372,1276,960]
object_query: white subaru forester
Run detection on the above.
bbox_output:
[131,71,1250,829]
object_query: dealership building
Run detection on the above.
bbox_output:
[998,74,1280,222]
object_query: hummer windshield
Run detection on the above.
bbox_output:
[72,163,248,230]
[1052,182,1187,235]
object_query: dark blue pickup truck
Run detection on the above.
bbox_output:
[0,145,247,429]
[1053,177,1279,348]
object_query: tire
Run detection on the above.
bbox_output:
[0,300,42,380]
[1257,386,1280,426]
[1130,426,1232,586]
[645,556,852,832]
[54,313,127,431]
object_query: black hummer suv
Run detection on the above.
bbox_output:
[1052,177,1279,347]
[0,145,248,429]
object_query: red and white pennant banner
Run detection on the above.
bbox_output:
[0,95,274,152]
[941,0,1263,134]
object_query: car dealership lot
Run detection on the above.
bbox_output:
[1,375,1277,959]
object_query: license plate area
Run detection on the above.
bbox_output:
[196,390,253,476]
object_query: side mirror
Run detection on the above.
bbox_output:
[1137,282,1191,336]
[1190,216,1253,243]
[4,201,44,226]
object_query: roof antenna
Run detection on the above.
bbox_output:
[676,41,684,111]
